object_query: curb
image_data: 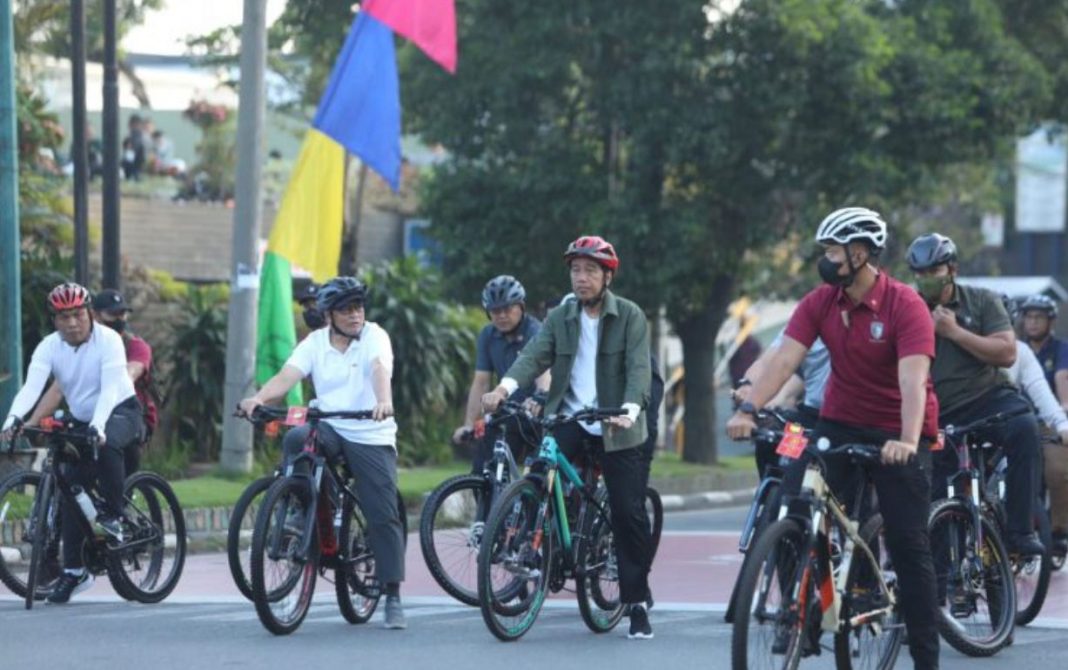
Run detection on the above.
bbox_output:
[659,488,755,513]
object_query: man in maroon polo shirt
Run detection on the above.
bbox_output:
[727,207,940,670]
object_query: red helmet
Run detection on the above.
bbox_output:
[48,282,92,313]
[563,235,619,272]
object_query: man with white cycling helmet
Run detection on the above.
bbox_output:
[1,282,144,604]
[453,275,549,474]
[907,233,1045,558]
[728,207,942,670]
[238,276,408,629]
[1015,294,1068,557]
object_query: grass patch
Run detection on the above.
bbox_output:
[650,450,751,478]
[398,462,468,504]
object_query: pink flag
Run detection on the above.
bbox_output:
[365,0,457,74]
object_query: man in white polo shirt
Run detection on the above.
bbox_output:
[239,276,406,629]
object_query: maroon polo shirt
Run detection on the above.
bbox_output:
[784,272,939,439]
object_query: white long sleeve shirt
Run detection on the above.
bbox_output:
[1006,341,1068,434]
[4,326,136,435]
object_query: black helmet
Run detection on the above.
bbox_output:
[906,233,958,272]
[1019,294,1058,319]
[481,275,526,311]
[999,294,1019,321]
[296,283,319,305]
[316,276,367,313]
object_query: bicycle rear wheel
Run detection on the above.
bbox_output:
[228,475,275,601]
[577,488,626,633]
[336,494,381,624]
[250,478,318,635]
[1010,501,1052,626]
[834,513,904,670]
[106,472,186,603]
[419,474,487,606]
[477,478,552,641]
[929,498,1016,657]
[645,486,663,562]
[731,517,809,670]
[0,469,62,601]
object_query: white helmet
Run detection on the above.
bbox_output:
[815,207,887,249]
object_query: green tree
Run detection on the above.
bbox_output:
[403,0,1050,463]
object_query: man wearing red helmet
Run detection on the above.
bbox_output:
[2,283,143,603]
[482,235,656,639]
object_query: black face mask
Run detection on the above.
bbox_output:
[818,257,851,287]
[104,319,128,334]
[302,307,326,330]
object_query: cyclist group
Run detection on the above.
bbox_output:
[6,213,1068,655]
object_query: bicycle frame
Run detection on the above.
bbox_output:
[528,432,607,561]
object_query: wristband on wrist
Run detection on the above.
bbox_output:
[737,401,758,416]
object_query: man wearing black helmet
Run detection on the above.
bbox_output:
[454,275,549,473]
[239,276,408,629]
[906,233,1044,557]
[1018,294,1068,557]
[295,282,325,331]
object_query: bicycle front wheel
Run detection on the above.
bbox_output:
[834,513,904,670]
[24,472,56,611]
[228,475,275,601]
[731,517,810,670]
[477,478,552,641]
[929,498,1016,657]
[0,469,62,601]
[577,488,625,633]
[250,478,318,635]
[419,474,488,606]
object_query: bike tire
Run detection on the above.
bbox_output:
[646,486,663,563]
[23,472,54,611]
[833,513,904,670]
[725,480,783,624]
[1013,502,1052,626]
[419,474,487,606]
[227,475,275,601]
[106,472,187,604]
[929,497,1016,657]
[731,517,809,670]
[0,469,60,600]
[477,478,552,642]
[336,494,381,624]
[250,477,318,635]
[577,487,626,633]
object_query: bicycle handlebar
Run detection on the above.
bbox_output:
[541,407,628,430]
[239,405,375,425]
[943,405,1033,438]
[484,400,536,428]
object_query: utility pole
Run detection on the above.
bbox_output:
[220,0,268,473]
[70,0,90,285]
[102,0,121,290]
[0,0,22,411]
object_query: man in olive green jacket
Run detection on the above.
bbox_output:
[482,235,655,639]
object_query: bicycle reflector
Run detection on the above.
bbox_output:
[285,407,308,427]
[775,423,808,460]
[39,417,61,432]
[264,421,280,438]
[474,419,486,440]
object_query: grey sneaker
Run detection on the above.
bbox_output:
[384,595,407,629]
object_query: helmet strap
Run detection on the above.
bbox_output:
[329,314,362,342]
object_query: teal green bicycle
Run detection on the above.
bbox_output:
[476,407,637,641]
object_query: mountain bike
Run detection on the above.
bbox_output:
[0,413,186,609]
[477,407,657,641]
[240,405,391,635]
[731,433,903,670]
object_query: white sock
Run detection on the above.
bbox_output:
[64,568,86,577]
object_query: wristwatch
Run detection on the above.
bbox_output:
[737,401,758,416]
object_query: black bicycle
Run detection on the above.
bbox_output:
[928,408,1029,657]
[240,405,397,635]
[0,413,186,609]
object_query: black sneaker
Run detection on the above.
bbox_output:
[1006,532,1045,558]
[95,515,124,542]
[628,604,653,640]
[47,571,94,604]
[1052,533,1068,558]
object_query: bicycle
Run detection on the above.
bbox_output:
[986,445,1053,626]
[0,412,186,609]
[240,405,393,635]
[477,407,659,641]
[226,461,408,602]
[731,432,903,670]
[419,400,538,606]
[927,407,1027,656]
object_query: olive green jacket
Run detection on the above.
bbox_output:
[504,291,651,451]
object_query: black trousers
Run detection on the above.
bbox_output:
[937,387,1041,537]
[61,397,144,568]
[810,420,940,670]
[554,422,652,605]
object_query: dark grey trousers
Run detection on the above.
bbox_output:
[283,423,405,583]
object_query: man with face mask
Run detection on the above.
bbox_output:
[727,207,942,670]
[28,289,157,472]
[906,233,1044,558]
[296,282,326,331]
[1017,294,1068,558]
